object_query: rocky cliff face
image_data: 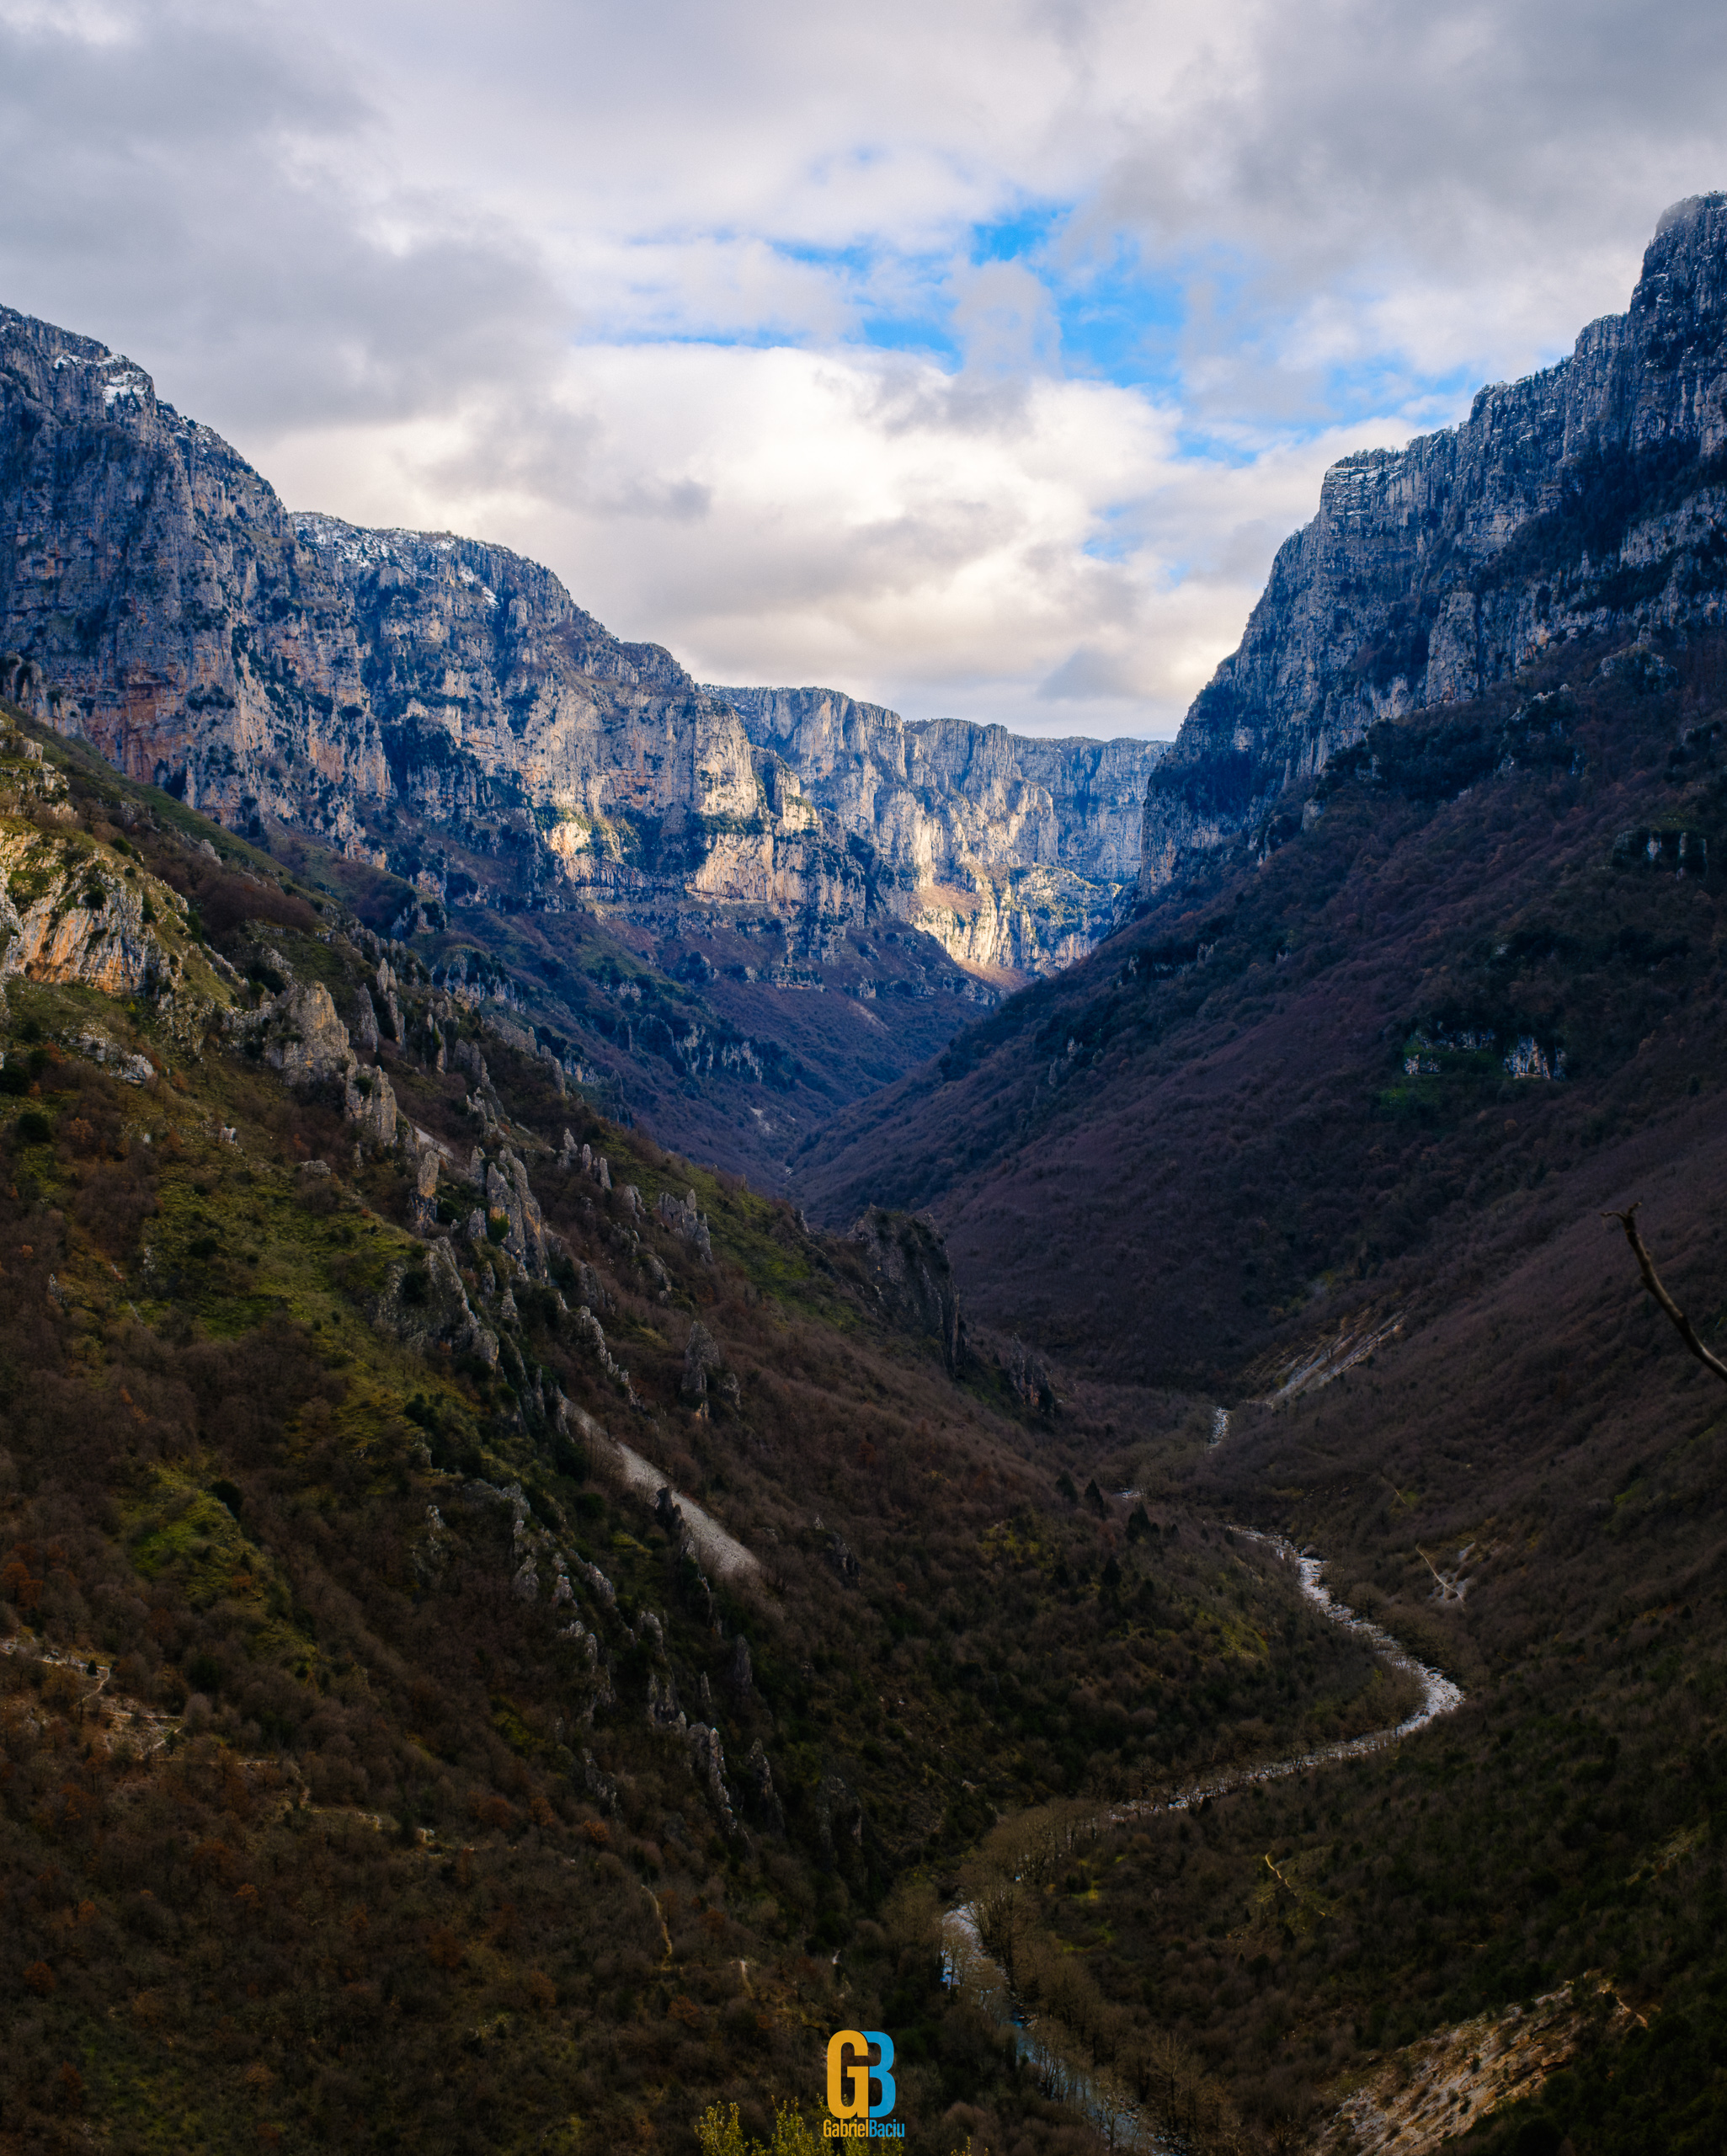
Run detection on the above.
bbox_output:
[715,684,1159,974]
[1142,194,1727,889]
[0,313,392,839]
[282,515,867,942]
[0,303,1153,984]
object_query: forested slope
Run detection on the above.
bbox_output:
[0,700,1391,2154]
[795,630,1727,2151]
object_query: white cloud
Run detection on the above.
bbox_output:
[260,343,1401,738]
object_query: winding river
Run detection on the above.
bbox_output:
[942,1531,1465,2150]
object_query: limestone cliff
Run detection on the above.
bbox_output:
[1142,195,1727,889]
[714,684,1159,974]
[0,302,1154,985]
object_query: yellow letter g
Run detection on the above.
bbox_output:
[826,2028,868,2120]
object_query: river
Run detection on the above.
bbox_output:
[941,1531,1465,2151]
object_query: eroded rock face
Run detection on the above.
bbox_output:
[1141,195,1727,889]
[740,1737,784,1835]
[375,1238,498,1369]
[685,1722,736,1833]
[0,319,390,843]
[344,1062,400,1150]
[716,685,1161,974]
[680,1319,738,1410]
[262,983,352,1086]
[656,1187,712,1262]
[0,827,175,997]
[0,308,840,901]
[0,305,1157,985]
[479,1146,556,1278]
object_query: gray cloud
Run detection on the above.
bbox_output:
[1081,0,1727,399]
[1037,645,1143,701]
[0,3,563,437]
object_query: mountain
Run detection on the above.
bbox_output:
[0,690,1393,2153]
[0,306,1157,1186]
[712,685,1159,976]
[1143,192,1727,889]
[783,199,1727,2154]
[799,198,1727,1378]
[10,198,1727,2156]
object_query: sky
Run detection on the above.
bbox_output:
[1,2,1724,739]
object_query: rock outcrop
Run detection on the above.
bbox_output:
[656,1187,713,1262]
[850,1205,965,1373]
[680,1319,738,1412]
[376,1239,499,1369]
[261,982,353,1087]
[0,719,213,1006]
[1142,195,1727,888]
[481,1147,555,1277]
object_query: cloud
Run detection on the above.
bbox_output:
[1079,0,1727,396]
[1037,647,1143,703]
[260,342,1392,739]
[0,1,565,428]
[951,261,1061,374]
[1,0,1722,739]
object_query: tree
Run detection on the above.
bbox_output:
[1604,1203,1727,1385]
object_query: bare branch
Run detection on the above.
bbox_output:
[1602,1202,1727,1387]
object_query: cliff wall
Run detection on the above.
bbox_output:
[0,302,1154,979]
[715,684,1159,974]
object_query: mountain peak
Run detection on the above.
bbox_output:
[1140,198,1727,891]
[1653,189,1727,238]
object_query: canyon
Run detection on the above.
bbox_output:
[0,303,1157,1169]
[5,191,1727,2156]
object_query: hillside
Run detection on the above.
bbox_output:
[798,631,1727,1387]
[0,696,1405,2153]
[793,626,1727,2149]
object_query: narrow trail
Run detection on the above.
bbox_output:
[944,1530,1466,2150]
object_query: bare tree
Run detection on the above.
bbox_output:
[1604,1202,1727,1385]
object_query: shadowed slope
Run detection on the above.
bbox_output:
[796,631,1727,1394]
